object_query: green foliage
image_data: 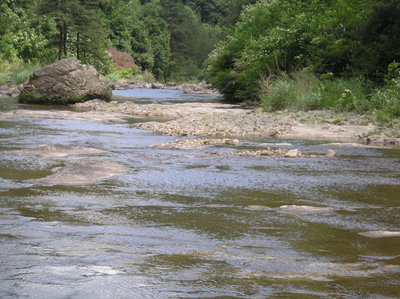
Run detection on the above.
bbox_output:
[260,77,293,110]
[1,0,228,82]
[0,0,55,63]
[36,0,110,70]
[104,66,139,82]
[370,62,400,121]
[160,0,224,80]
[103,0,170,79]
[206,0,400,104]
[0,62,38,85]
[183,0,230,25]
[260,66,400,122]
[104,65,156,83]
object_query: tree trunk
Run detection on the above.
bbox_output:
[76,32,80,60]
[57,24,63,60]
[63,22,67,56]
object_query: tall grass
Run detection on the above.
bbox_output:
[0,63,39,85]
[261,71,372,112]
[260,70,400,122]
[104,66,156,83]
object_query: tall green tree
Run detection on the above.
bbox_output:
[103,0,171,79]
[206,0,400,102]
[36,0,109,68]
[160,0,223,79]
[0,0,53,63]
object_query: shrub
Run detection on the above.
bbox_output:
[370,63,400,121]
[260,78,293,110]
[0,63,38,85]
[260,70,372,113]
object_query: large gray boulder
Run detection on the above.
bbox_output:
[19,58,112,104]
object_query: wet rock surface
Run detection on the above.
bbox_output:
[10,144,107,157]
[28,158,128,185]
[0,84,20,98]
[358,231,400,238]
[0,109,128,123]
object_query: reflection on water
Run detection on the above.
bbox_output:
[0,95,399,298]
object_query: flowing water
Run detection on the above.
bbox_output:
[0,91,399,298]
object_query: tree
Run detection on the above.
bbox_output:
[36,0,109,68]
[206,0,400,102]
[103,0,171,79]
[0,0,54,63]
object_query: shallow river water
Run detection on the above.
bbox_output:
[0,91,399,298]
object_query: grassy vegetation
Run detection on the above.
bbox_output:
[0,62,38,85]
[103,66,156,84]
[260,69,400,124]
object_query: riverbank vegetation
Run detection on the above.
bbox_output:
[1,0,399,122]
[206,0,400,120]
[0,0,234,82]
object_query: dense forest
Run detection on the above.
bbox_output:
[1,0,399,119]
[0,0,246,80]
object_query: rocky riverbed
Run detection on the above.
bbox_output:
[112,79,218,94]
[0,84,20,99]
[74,99,400,146]
[1,82,399,145]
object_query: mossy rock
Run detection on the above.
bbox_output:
[19,92,96,105]
[19,58,112,105]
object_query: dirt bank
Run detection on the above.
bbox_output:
[74,100,400,146]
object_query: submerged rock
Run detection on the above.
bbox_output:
[19,58,112,105]
[279,205,334,213]
[228,148,303,158]
[0,109,128,123]
[358,231,400,238]
[244,205,273,211]
[11,144,107,157]
[285,149,302,158]
[326,149,336,158]
[28,158,128,185]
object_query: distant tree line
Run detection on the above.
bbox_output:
[0,0,243,80]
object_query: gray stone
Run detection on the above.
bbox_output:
[28,158,128,185]
[10,144,107,157]
[19,58,112,105]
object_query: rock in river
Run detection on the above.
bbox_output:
[28,158,128,185]
[19,58,112,104]
[10,144,107,157]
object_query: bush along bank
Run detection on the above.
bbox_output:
[259,64,400,125]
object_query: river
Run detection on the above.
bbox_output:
[0,90,399,298]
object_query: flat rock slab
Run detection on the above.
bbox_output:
[28,158,128,185]
[358,231,400,238]
[279,205,334,213]
[10,144,107,157]
[0,109,128,123]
